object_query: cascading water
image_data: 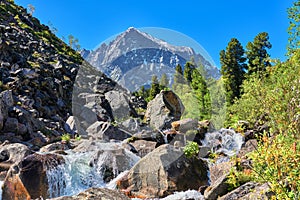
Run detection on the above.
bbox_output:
[46,143,140,198]
[201,128,244,157]
[42,129,244,199]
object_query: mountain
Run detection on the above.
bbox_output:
[82,27,220,91]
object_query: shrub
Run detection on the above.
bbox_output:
[61,133,71,143]
[249,133,300,199]
[183,141,199,158]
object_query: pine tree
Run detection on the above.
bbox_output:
[174,64,184,85]
[287,0,300,55]
[220,38,247,105]
[191,68,211,120]
[184,61,195,83]
[246,32,272,75]
[148,75,160,101]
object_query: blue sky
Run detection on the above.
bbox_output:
[15,0,294,68]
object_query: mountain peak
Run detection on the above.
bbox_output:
[127,27,137,32]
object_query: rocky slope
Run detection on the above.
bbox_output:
[0,0,141,147]
[82,27,220,91]
[0,0,84,146]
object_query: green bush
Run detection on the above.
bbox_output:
[61,133,71,143]
[183,141,199,158]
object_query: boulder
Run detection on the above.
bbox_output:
[105,90,137,120]
[145,90,184,130]
[219,182,272,200]
[129,140,157,157]
[209,161,234,185]
[86,121,131,141]
[2,153,65,200]
[0,142,32,170]
[0,142,32,164]
[119,118,143,134]
[49,187,130,200]
[204,174,229,200]
[117,144,209,198]
[171,118,198,133]
[3,117,19,133]
[39,141,70,153]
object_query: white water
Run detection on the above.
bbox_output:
[201,128,244,157]
[46,147,140,198]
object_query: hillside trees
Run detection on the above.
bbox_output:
[220,38,247,105]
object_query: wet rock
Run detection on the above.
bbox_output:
[145,90,184,130]
[49,187,130,200]
[198,146,211,158]
[2,153,65,200]
[118,144,209,198]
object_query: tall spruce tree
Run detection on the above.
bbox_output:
[174,64,184,85]
[184,61,195,83]
[220,38,247,105]
[246,32,272,75]
[287,0,300,55]
[191,68,211,120]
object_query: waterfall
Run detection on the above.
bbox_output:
[46,146,140,198]
[201,128,244,157]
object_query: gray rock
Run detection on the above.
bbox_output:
[204,174,229,200]
[129,140,157,157]
[0,90,14,108]
[39,141,69,153]
[120,118,143,134]
[104,90,132,121]
[3,118,18,133]
[0,142,32,165]
[219,182,272,200]
[198,146,211,158]
[171,118,198,133]
[118,144,208,198]
[86,121,131,141]
[145,90,184,130]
